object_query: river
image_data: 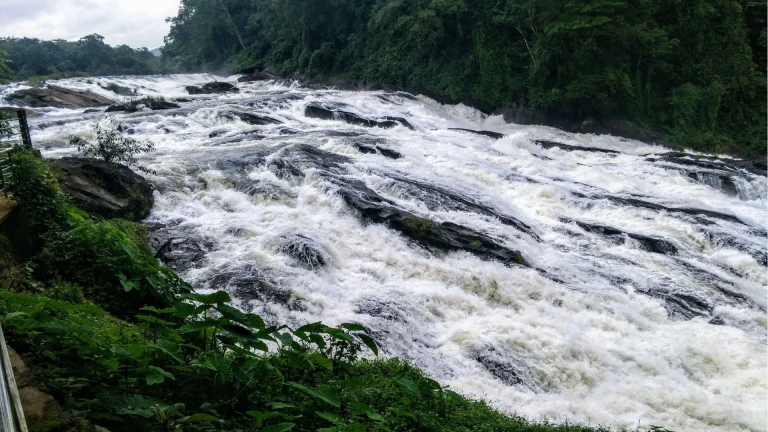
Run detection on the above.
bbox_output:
[3,74,766,432]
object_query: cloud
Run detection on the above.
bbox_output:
[0,0,181,48]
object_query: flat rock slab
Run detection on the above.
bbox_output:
[7,86,114,108]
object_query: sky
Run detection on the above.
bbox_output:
[0,0,182,49]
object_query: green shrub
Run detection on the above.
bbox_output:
[7,149,67,240]
[69,125,155,174]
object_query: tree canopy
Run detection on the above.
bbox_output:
[0,34,160,81]
[163,0,766,157]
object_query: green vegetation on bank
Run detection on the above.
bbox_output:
[0,149,641,431]
[163,0,766,157]
[0,34,160,82]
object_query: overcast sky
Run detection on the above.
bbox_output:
[0,0,182,49]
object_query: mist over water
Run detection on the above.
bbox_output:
[4,74,766,432]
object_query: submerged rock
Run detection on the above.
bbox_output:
[305,103,410,129]
[329,176,527,266]
[219,110,282,125]
[7,86,113,108]
[353,143,403,159]
[186,82,238,95]
[238,72,270,82]
[279,234,329,270]
[53,157,154,221]
[534,140,620,154]
[574,221,679,255]
[449,128,505,139]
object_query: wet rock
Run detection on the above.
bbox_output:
[648,154,767,177]
[0,106,40,118]
[356,299,402,322]
[53,157,154,221]
[267,159,306,181]
[82,108,103,114]
[277,144,352,173]
[329,176,527,266]
[687,171,738,197]
[353,143,402,159]
[105,105,127,112]
[449,128,505,139]
[186,82,238,95]
[279,235,328,270]
[7,85,113,108]
[660,292,713,321]
[305,103,408,129]
[219,110,282,125]
[534,140,620,154]
[383,116,415,130]
[709,316,725,325]
[238,71,270,82]
[583,194,748,226]
[174,98,192,103]
[472,346,537,389]
[150,230,215,272]
[574,221,679,255]
[380,172,537,239]
[377,147,403,159]
[207,264,293,306]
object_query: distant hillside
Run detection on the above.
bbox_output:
[150,47,162,57]
[0,34,161,81]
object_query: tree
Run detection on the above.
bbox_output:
[69,125,156,174]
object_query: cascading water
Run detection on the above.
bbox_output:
[3,74,766,432]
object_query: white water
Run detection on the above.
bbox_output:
[4,75,766,432]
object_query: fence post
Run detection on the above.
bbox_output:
[16,110,31,148]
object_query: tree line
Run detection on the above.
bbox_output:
[0,34,160,81]
[162,0,766,157]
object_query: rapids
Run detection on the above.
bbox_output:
[2,74,766,432]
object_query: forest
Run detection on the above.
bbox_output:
[0,34,160,81]
[162,0,767,157]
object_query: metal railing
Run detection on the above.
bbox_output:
[0,324,27,432]
[0,110,33,198]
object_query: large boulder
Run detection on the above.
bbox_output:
[53,157,154,221]
[6,86,113,108]
[305,103,411,129]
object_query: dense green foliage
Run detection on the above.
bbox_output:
[0,34,160,82]
[163,0,766,157]
[0,151,636,431]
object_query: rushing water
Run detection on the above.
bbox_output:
[3,74,766,432]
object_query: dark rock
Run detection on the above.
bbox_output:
[279,235,328,270]
[174,98,192,103]
[53,157,154,221]
[660,292,713,321]
[574,221,678,255]
[449,128,505,139]
[105,105,127,112]
[0,106,41,118]
[305,103,406,129]
[207,264,294,306]
[238,72,270,82]
[583,194,748,226]
[379,172,537,239]
[186,82,238,95]
[354,144,378,155]
[377,147,403,160]
[7,86,113,108]
[82,108,103,114]
[648,154,768,178]
[686,172,738,197]
[709,316,725,325]
[329,176,527,266]
[219,111,282,125]
[383,116,415,130]
[580,117,599,134]
[353,143,402,159]
[535,140,620,154]
[153,237,208,272]
[146,100,180,110]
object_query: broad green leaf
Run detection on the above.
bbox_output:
[357,334,379,356]
[262,423,295,432]
[309,353,334,371]
[288,383,341,407]
[175,413,219,424]
[340,323,367,332]
[148,366,175,381]
[396,378,421,397]
[267,402,295,410]
[183,291,231,305]
[151,339,184,363]
[316,411,345,425]
[146,372,165,385]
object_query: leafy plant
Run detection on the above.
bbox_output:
[69,124,155,174]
